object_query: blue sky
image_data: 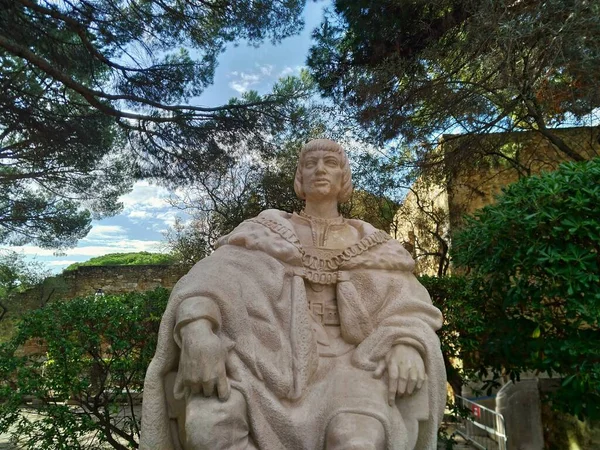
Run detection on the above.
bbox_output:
[9,1,329,273]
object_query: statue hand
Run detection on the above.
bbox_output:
[174,319,235,401]
[373,344,426,406]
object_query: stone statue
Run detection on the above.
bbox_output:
[141,139,446,450]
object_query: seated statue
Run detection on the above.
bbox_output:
[141,139,446,450]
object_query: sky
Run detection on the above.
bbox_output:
[8,1,330,273]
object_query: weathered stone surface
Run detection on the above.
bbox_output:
[7,264,187,310]
[0,264,188,344]
[496,379,544,450]
[141,140,447,450]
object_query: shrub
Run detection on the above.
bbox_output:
[419,275,488,394]
[0,288,169,449]
[64,252,175,271]
[452,158,600,419]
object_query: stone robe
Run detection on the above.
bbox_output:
[141,210,446,450]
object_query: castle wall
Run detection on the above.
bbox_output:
[0,264,189,343]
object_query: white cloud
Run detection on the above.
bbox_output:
[83,225,127,241]
[127,210,152,219]
[120,181,170,212]
[156,211,178,227]
[48,260,79,266]
[229,72,262,94]
[228,64,302,94]
[258,64,274,76]
[279,65,304,77]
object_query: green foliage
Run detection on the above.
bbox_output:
[0,252,48,300]
[64,252,175,272]
[452,158,600,419]
[308,0,600,174]
[0,288,170,449]
[0,0,308,248]
[419,275,491,394]
[0,251,49,330]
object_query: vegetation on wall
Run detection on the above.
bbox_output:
[64,252,176,272]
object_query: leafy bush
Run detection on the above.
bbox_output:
[0,288,169,449]
[419,275,487,392]
[452,158,600,420]
[64,252,175,271]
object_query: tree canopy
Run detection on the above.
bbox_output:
[164,80,405,265]
[0,0,308,248]
[308,0,600,176]
[0,250,48,321]
[452,158,600,420]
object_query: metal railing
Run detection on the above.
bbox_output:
[453,395,508,450]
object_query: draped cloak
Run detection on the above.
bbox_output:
[141,210,446,450]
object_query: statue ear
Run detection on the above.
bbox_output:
[294,171,305,199]
[338,179,353,203]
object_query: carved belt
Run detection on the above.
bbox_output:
[291,268,349,285]
[310,302,341,326]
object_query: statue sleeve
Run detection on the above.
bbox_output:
[173,297,221,348]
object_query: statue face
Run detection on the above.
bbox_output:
[300,150,343,202]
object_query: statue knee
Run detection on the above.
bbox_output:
[326,413,386,450]
[183,390,250,450]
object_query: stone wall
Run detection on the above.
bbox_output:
[60,264,188,298]
[392,179,450,276]
[445,126,600,231]
[397,126,600,276]
[0,264,189,342]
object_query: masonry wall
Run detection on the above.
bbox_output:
[397,126,600,276]
[0,264,189,342]
[446,127,600,230]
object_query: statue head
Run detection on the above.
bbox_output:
[294,139,353,203]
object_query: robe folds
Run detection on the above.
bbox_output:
[141,210,446,450]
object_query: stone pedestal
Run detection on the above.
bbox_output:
[496,379,543,450]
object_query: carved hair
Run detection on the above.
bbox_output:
[294,139,353,203]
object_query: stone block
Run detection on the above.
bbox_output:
[496,379,543,450]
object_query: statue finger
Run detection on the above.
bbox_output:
[217,374,231,401]
[373,359,386,379]
[418,372,428,391]
[174,383,190,401]
[173,373,185,400]
[202,380,215,397]
[397,375,408,396]
[225,358,242,382]
[416,365,426,391]
[387,364,399,406]
[387,361,399,384]
[397,365,409,395]
[406,368,417,395]
[388,385,398,406]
